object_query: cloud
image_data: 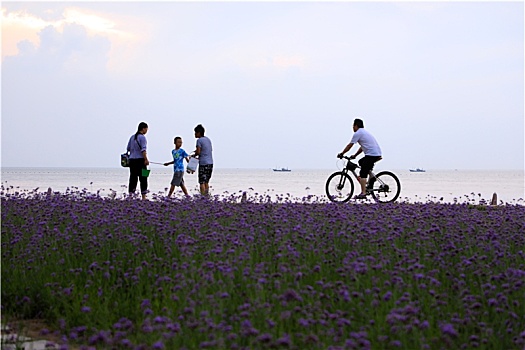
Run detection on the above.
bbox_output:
[1,8,44,57]
[62,8,124,36]
[4,23,111,77]
[1,5,145,74]
[1,6,133,42]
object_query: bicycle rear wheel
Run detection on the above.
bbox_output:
[326,171,354,203]
[369,171,401,203]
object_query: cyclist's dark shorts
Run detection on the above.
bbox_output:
[359,156,382,178]
[198,164,213,184]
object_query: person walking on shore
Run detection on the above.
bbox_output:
[193,124,213,196]
[337,118,382,199]
[127,122,150,200]
[164,136,190,197]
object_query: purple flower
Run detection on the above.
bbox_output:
[441,323,459,337]
[154,316,165,324]
[199,341,217,348]
[282,289,302,302]
[276,333,291,347]
[227,333,238,340]
[488,298,498,306]
[120,339,132,347]
[258,333,272,343]
[298,318,309,327]
[152,341,165,349]
[80,306,91,313]
[414,273,425,280]
[280,311,292,320]
[140,299,151,309]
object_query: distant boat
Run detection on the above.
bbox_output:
[410,168,426,172]
[273,167,291,172]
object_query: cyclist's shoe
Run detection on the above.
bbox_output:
[353,193,367,200]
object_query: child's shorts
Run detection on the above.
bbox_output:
[171,171,185,186]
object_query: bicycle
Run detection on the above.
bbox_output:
[325,156,401,203]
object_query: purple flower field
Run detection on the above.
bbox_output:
[1,190,524,349]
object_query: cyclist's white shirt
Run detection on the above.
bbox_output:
[350,128,382,156]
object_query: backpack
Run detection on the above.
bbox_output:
[121,153,130,167]
[121,135,142,167]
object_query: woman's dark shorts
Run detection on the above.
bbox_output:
[198,164,213,184]
[359,156,382,178]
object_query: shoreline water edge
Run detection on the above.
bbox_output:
[1,167,524,205]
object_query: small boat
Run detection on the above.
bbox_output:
[273,167,291,172]
[410,168,426,172]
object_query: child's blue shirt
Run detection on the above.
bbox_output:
[172,148,189,172]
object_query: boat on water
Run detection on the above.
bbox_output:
[410,168,426,172]
[273,167,291,172]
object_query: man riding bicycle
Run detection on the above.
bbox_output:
[337,118,382,200]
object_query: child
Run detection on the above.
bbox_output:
[163,137,190,197]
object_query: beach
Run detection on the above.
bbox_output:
[1,167,523,204]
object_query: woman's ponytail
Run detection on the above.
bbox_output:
[135,122,148,140]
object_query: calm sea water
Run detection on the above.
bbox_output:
[1,167,524,204]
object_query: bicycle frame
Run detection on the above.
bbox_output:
[339,160,383,195]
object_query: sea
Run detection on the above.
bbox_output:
[1,167,524,204]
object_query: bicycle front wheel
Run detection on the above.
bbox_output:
[326,171,354,203]
[370,171,401,203]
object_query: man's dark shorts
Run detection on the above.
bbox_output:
[198,164,213,184]
[359,156,381,178]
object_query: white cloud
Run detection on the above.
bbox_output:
[1,5,146,75]
[63,8,119,35]
[1,7,49,29]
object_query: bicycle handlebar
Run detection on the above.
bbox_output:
[337,155,354,160]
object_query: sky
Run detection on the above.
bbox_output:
[1,1,524,170]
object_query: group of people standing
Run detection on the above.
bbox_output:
[126,122,213,200]
[126,118,381,201]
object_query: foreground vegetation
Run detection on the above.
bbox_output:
[2,191,524,349]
